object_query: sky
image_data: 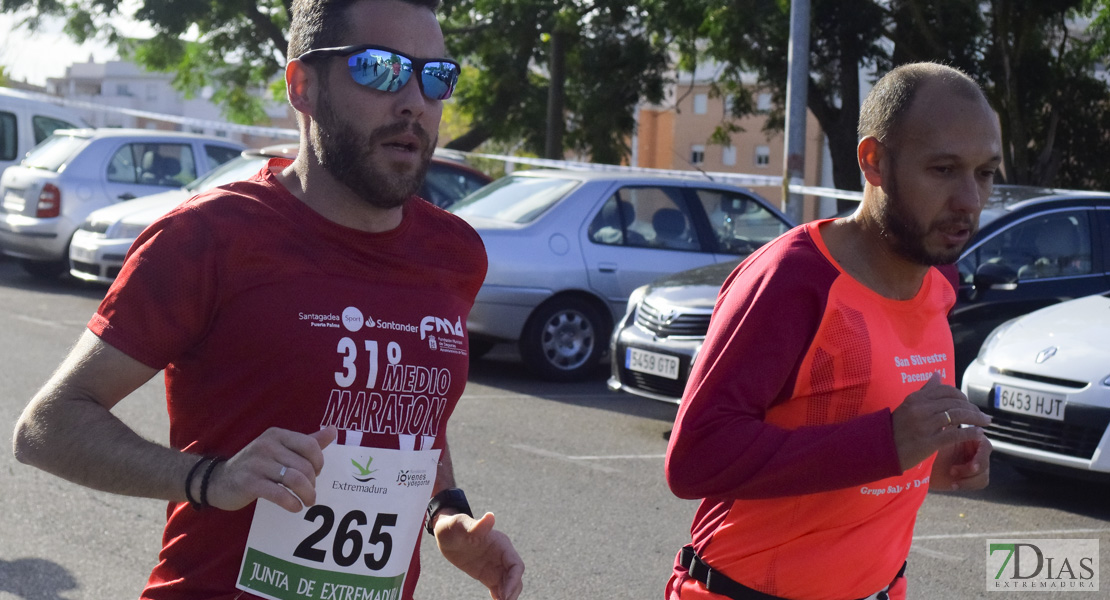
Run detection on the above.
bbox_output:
[0,11,150,87]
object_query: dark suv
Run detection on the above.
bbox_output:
[609,187,1110,403]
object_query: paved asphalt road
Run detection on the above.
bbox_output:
[0,256,1108,599]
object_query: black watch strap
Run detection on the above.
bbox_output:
[425,488,473,534]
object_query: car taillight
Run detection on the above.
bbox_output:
[36,184,61,218]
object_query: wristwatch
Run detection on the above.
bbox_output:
[425,488,474,534]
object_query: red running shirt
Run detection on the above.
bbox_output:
[666,220,957,600]
[89,159,487,600]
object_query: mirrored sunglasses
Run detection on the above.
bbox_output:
[298,44,460,100]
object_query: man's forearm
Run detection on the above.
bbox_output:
[14,389,197,502]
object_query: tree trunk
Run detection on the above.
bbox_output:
[444,126,493,152]
[545,29,567,159]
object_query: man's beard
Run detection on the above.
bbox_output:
[877,168,977,266]
[312,93,434,210]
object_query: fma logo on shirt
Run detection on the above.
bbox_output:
[419,315,463,340]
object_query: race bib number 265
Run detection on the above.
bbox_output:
[237,446,440,600]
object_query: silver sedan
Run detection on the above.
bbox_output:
[450,170,794,381]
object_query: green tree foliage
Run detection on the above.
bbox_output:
[440,0,670,162]
[1,0,289,125]
[665,0,886,193]
[668,0,1110,190]
[5,0,1110,185]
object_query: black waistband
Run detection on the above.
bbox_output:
[679,545,906,600]
[679,545,789,600]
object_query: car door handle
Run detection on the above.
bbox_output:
[118,193,136,200]
[598,262,618,273]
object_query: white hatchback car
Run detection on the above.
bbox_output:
[962,291,1110,481]
[0,128,243,278]
[69,144,296,283]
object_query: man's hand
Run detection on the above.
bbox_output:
[206,426,337,512]
[931,431,992,491]
[892,372,991,472]
[434,511,524,600]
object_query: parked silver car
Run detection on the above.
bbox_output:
[0,128,243,277]
[449,169,794,381]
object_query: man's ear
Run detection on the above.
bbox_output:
[286,59,317,118]
[858,136,885,187]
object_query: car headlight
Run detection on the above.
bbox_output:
[974,317,1020,365]
[625,285,650,317]
[79,218,112,234]
[108,221,151,240]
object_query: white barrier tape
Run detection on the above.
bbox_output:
[789,185,863,200]
[5,87,299,139]
[461,151,862,201]
[4,87,863,199]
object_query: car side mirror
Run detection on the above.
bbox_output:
[972,262,1018,294]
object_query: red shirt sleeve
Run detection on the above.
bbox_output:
[89,200,220,369]
[665,226,903,500]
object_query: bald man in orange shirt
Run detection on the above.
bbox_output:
[666,62,998,600]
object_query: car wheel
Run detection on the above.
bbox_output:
[20,258,67,279]
[519,297,608,381]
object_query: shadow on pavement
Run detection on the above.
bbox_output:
[467,346,679,424]
[958,457,1110,521]
[0,257,107,300]
[0,557,78,600]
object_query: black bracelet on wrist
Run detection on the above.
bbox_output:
[184,456,210,510]
[199,457,227,510]
[425,488,473,535]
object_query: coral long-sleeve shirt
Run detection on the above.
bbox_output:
[665,220,957,600]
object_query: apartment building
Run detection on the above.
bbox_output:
[636,68,837,221]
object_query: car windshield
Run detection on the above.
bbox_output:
[184,154,269,192]
[449,174,579,224]
[21,133,87,171]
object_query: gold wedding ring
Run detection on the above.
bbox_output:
[944,410,952,426]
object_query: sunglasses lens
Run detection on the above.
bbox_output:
[421,62,459,100]
[348,49,411,92]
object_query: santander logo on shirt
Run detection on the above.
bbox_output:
[335,305,462,342]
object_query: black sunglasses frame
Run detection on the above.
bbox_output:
[297,44,460,100]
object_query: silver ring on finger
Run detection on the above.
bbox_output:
[278,465,288,482]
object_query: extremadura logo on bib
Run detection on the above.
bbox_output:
[237,445,440,600]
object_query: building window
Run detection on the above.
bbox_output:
[757,92,772,112]
[724,94,735,116]
[722,145,737,166]
[116,83,131,97]
[693,93,708,115]
[691,144,705,165]
[755,145,770,167]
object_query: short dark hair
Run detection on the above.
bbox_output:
[858,62,987,146]
[287,0,441,60]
